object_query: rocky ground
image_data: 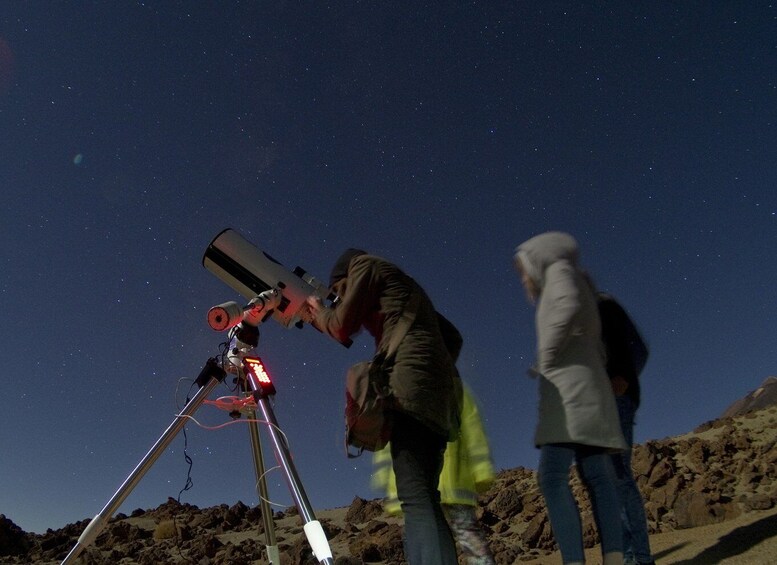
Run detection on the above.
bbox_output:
[2,393,776,564]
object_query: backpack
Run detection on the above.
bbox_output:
[344,293,420,458]
[344,360,394,457]
[597,293,649,379]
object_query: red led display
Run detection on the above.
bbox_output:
[242,356,276,396]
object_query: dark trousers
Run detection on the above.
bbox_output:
[612,395,654,564]
[390,412,457,565]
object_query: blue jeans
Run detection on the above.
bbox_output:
[538,443,623,563]
[612,396,654,564]
[391,412,458,564]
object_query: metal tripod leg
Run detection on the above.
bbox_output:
[245,383,334,564]
[61,359,227,565]
[246,409,280,564]
[62,356,334,565]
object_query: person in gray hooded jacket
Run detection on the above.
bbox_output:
[514,231,626,565]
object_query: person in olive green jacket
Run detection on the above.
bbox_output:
[372,384,496,565]
[306,249,462,565]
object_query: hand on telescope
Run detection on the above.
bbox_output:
[301,295,324,324]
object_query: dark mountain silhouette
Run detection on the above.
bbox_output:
[720,376,777,419]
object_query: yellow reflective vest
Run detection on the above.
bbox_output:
[371,385,495,514]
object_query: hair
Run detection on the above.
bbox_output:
[329,248,367,287]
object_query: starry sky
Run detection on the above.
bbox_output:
[1,3,775,535]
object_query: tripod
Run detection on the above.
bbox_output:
[61,302,334,564]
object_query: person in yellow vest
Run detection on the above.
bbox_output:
[372,383,496,565]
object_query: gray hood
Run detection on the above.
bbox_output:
[514,231,579,289]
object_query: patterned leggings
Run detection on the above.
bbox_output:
[442,504,495,565]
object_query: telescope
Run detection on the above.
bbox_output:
[60,228,342,565]
[203,228,350,346]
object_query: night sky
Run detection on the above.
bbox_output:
[1,3,775,535]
